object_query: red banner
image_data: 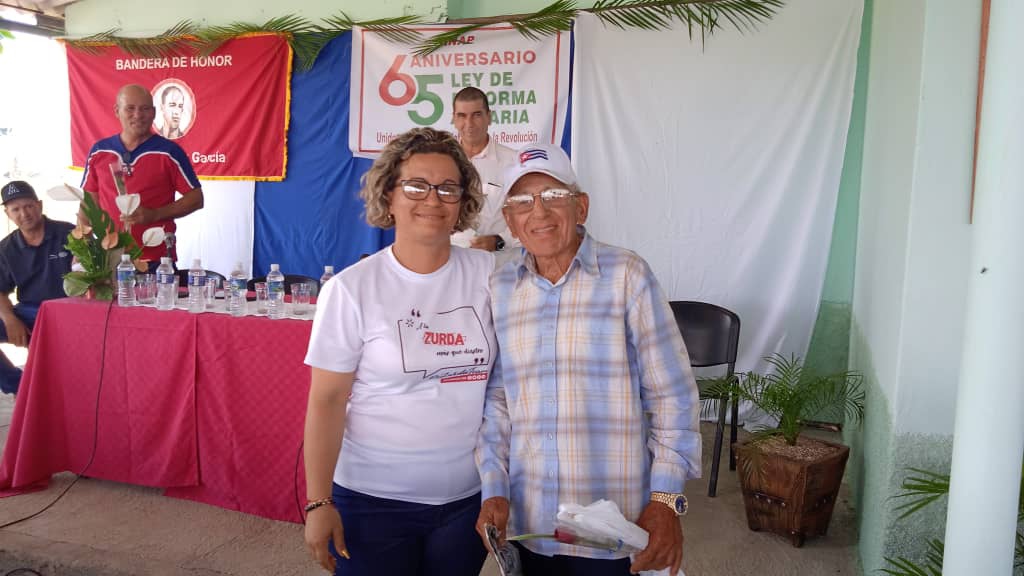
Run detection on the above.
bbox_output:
[67,34,291,181]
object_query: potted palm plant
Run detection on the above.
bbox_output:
[709,353,864,547]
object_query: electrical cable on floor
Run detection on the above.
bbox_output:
[0,299,115,530]
[295,439,305,523]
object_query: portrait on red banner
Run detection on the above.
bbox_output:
[67,34,291,180]
[152,79,196,140]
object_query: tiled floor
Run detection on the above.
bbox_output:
[0,405,859,576]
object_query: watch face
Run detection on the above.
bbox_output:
[675,496,687,515]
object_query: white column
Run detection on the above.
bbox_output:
[943,1,1024,574]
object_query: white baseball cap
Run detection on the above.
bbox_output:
[503,143,577,193]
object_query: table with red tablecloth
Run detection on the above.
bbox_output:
[0,298,312,523]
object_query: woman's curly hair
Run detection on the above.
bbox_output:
[361,127,483,232]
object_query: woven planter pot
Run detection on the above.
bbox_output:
[734,437,849,547]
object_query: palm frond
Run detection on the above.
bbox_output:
[114,20,197,58]
[192,15,314,56]
[589,0,783,43]
[511,0,577,41]
[411,23,487,57]
[1015,529,1023,568]
[413,0,576,56]
[323,12,424,45]
[881,541,943,576]
[64,28,121,55]
[890,467,950,520]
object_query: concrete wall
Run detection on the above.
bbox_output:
[64,0,448,35]
[846,0,979,571]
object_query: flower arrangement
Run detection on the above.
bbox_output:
[63,189,143,300]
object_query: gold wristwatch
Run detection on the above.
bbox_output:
[650,491,688,516]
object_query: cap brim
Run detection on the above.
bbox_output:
[507,169,576,194]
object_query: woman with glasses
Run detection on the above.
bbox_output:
[303,127,494,576]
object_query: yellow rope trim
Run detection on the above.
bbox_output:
[281,37,293,181]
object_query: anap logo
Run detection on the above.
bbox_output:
[519,148,547,165]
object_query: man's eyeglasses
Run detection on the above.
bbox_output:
[503,188,577,214]
[396,179,464,204]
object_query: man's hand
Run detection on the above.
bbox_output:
[123,205,158,227]
[631,502,683,574]
[2,316,30,348]
[475,496,510,553]
[304,505,347,573]
[470,235,499,252]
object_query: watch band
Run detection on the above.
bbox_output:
[650,491,688,516]
[494,235,506,251]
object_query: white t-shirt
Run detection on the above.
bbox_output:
[305,246,496,505]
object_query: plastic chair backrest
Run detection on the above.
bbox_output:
[176,269,227,287]
[247,274,318,295]
[669,301,740,369]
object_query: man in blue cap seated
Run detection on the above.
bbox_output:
[0,181,75,395]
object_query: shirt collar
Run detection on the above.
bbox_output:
[514,225,600,286]
[467,135,494,161]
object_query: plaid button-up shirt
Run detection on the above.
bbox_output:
[477,228,701,559]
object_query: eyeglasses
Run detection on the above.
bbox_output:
[396,179,464,204]
[503,188,577,214]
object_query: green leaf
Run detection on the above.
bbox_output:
[889,467,950,519]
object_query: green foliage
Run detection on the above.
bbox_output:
[62,0,784,70]
[880,539,943,576]
[0,28,14,55]
[891,468,950,520]
[63,193,141,299]
[705,353,864,446]
[881,459,1024,574]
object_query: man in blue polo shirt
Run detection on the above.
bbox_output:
[0,181,75,395]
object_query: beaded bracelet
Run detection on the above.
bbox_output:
[304,497,334,513]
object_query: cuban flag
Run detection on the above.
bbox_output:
[519,148,548,165]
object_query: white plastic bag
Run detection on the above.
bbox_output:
[555,500,685,576]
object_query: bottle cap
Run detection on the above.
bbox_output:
[324,265,334,273]
[271,263,280,271]
[161,257,172,264]
[121,254,131,262]
[192,258,202,268]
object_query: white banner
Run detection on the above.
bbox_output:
[572,0,863,422]
[349,25,571,158]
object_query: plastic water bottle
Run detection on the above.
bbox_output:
[319,265,334,296]
[266,263,285,320]
[187,258,206,314]
[156,257,177,311]
[116,254,136,307]
[228,261,247,317]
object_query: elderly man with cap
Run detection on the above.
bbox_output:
[0,181,75,395]
[475,144,701,576]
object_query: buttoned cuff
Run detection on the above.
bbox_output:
[649,461,687,494]
[480,471,510,501]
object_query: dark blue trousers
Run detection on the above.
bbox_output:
[514,541,633,576]
[0,302,39,395]
[329,483,486,576]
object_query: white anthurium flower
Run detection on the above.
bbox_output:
[47,183,85,201]
[114,193,140,216]
[141,227,166,247]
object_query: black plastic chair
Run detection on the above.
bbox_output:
[176,269,227,287]
[670,300,741,497]
[247,274,318,295]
